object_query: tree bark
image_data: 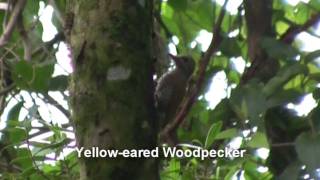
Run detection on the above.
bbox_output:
[68,0,158,179]
[241,0,279,84]
[242,0,297,177]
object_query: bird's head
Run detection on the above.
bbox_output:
[169,54,195,76]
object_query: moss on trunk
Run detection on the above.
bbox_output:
[69,0,158,179]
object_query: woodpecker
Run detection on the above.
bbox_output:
[155,54,195,129]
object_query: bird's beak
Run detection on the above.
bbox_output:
[168,53,180,64]
[168,53,176,59]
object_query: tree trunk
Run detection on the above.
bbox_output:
[243,0,297,177]
[68,0,158,179]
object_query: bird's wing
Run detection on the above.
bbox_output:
[155,75,173,111]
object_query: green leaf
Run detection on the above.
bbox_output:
[310,107,320,132]
[215,128,238,140]
[32,64,54,92]
[13,148,33,169]
[29,174,47,180]
[12,60,33,86]
[0,11,4,33]
[230,83,267,125]
[209,99,236,127]
[260,37,299,60]
[220,38,242,57]
[295,132,320,171]
[20,119,32,132]
[49,75,69,91]
[309,0,320,11]
[11,155,33,169]
[205,121,222,148]
[168,0,188,11]
[309,73,320,82]
[224,165,242,179]
[21,167,37,177]
[267,89,304,107]
[12,61,54,92]
[55,0,67,11]
[185,0,215,31]
[7,102,24,122]
[227,70,240,84]
[52,0,66,31]
[34,138,70,156]
[307,63,320,74]
[305,50,320,63]
[42,164,60,173]
[8,128,27,144]
[263,63,308,97]
[247,132,269,148]
[23,0,40,24]
[275,20,289,35]
[243,161,260,179]
[162,2,174,19]
[279,161,301,180]
[161,159,181,179]
[313,88,320,100]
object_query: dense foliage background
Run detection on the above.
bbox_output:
[0,0,320,179]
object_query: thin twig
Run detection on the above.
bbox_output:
[280,13,320,44]
[2,1,11,30]
[17,14,31,61]
[161,0,228,139]
[271,142,295,147]
[42,93,70,119]
[154,12,173,39]
[28,125,72,140]
[0,0,27,47]
[0,162,21,172]
[25,130,51,180]
[48,0,64,25]
[31,32,65,56]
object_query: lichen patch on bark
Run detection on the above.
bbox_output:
[107,65,131,81]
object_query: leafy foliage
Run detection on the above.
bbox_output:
[0,0,319,179]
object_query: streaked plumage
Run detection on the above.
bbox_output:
[155,55,195,128]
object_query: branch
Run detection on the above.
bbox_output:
[28,125,72,140]
[17,14,31,61]
[280,13,320,44]
[0,0,27,47]
[0,84,15,96]
[0,162,21,172]
[271,142,295,147]
[161,0,228,140]
[42,93,70,119]
[31,32,65,56]
[154,0,172,39]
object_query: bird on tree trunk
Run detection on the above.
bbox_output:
[155,54,195,134]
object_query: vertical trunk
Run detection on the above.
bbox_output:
[241,0,279,84]
[69,0,158,179]
[243,0,296,176]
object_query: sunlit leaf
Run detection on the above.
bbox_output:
[215,128,238,140]
[279,161,301,180]
[205,121,222,148]
[247,132,269,148]
[12,61,54,92]
[295,132,320,171]
[230,83,267,125]
[263,63,308,97]
[168,0,188,11]
[260,37,299,60]
[7,101,24,123]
